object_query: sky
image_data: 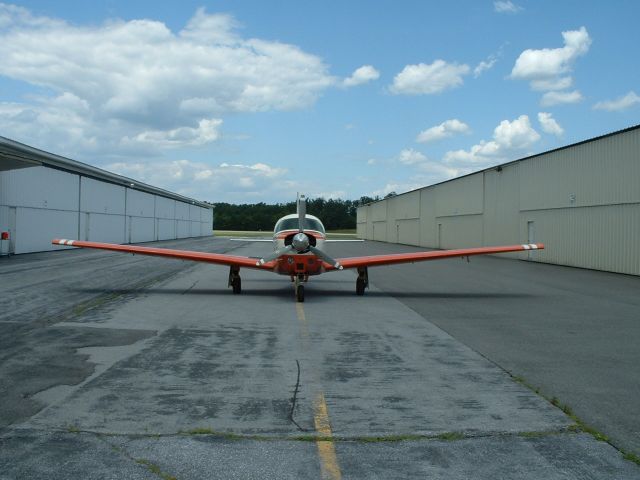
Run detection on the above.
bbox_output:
[1,1,639,203]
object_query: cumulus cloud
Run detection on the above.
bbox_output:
[343,65,380,87]
[511,27,590,105]
[474,57,497,77]
[105,159,289,201]
[127,119,223,148]
[397,148,427,165]
[530,76,573,91]
[593,91,640,111]
[494,1,523,13]
[416,119,470,143]
[538,112,564,136]
[0,5,337,156]
[390,60,470,95]
[443,115,540,168]
[540,90,583,107]
[511,27,591,81]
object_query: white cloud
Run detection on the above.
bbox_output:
[530,76,573,91]
[390,60,470,95]
[343,65,380,87]
[593,91,640,111]
[397,148,427,165]
[511,27,590,105]
[443,115,540,168]
[127,118,223,148]
[538,112,564,136]
[494,1,523,13]
[474,57,497,77]
[511,27,591,81]
[0,5,336,156]
[416,119,470,143]
[367,158,377,165]
[105,159,288,201]
[540,90,583,106]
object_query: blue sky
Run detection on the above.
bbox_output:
[1,1,639,203]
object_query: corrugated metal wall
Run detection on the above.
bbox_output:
[0,165,213,254]
[357,126,640,276]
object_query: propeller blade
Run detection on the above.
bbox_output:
[309,245,343,270]
[297,194,306,233]
[257,245,294,266]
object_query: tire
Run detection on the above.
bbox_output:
[356,278,365,296]
[296,285,304,302]
[232,277,242,294]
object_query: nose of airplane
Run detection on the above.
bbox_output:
[292,232,310,252]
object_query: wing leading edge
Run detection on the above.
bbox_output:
[331,243,544,270]
[51,239,276,270]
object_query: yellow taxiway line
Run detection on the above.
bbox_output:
[295,301,342,480]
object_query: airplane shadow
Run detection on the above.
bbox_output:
[71,287,535,300]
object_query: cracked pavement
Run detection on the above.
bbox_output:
[0,237,638,479]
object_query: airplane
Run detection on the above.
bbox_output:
[52,194,544,302]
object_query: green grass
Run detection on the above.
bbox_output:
[214,229,359,239]
[214,230,272,238]
[623,452,640,466]
[135,459,177,480]
[510,374,614,445]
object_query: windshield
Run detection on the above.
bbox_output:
[275,217,325,234]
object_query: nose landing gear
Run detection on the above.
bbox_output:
[293,273,306,302]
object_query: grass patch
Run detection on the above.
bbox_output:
[436,432,465,441]
[181,428,246,440]
[214,230,271,238]
[623,452,640,465]
[135,459,176,480]
[214,229,359,240]
[518,430,562,438]
[510,373,612,444]
[66,424,80,433]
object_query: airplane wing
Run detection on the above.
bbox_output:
[51,239,276,270]
[333,243,544,270]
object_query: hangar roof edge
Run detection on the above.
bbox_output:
[0,136,212,209]
[361,123,640,207]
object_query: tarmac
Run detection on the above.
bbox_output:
[0,237,638,479]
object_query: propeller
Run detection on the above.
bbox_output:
[256,245,294,266]
[256,193,342,269]
[297,194,306,232]
[309,245,342,270]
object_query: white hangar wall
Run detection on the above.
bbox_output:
[356,125,640,276]
[0,138,213,255]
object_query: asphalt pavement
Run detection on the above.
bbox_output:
[0,237,638,479]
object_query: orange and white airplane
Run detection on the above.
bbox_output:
[53,194,544,302]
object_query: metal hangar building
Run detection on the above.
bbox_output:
[356,125,640,276]
[0,136,213,256]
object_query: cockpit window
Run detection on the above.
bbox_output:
[274,217,325,234]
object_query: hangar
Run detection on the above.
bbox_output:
[357,124,640,276]
[0,136,213,255]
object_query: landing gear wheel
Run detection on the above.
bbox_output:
[356,266,369,296]
[296,285,305,303]
[232,277,242,294]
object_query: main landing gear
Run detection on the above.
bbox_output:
[228,266,241,294]
[356,267,369,296]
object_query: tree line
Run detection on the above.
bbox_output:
[211,194,393,231]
